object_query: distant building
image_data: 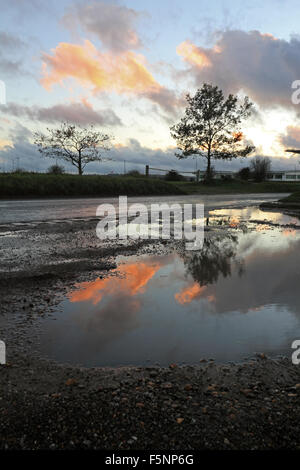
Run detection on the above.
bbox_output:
[197,170,235,180]
[266,170,300,181]
[199,169,300,181]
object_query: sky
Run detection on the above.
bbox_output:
[1,0,300,174]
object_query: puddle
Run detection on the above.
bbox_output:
[209,207,300,226]
[38,207,300,367]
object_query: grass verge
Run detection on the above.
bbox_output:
[170,180,300,195]
[0,173,185,198]
[2,173,300,199]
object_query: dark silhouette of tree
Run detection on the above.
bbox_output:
[47,164,65,175]
[170,84,255,180]
[182,235,244,286]
[238,167,251,180]
[34,122,112,175]
[250,156,271,182]
[164,170,185,181]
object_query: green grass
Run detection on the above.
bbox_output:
[1,173,300,199]
[275,191,300,208]
[170,179,300,195]
[260,190,300,210]
[0,173,185,198]
[279,192,300,202]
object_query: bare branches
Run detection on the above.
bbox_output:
[34,122,113,175]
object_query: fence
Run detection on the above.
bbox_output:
[145,165,200,181]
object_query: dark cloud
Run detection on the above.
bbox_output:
[0,31,25,50]
[0,30,26,78]
[177,30,300,109]
[279,126,300,150]
[0,124,44,172]
[0,58,24,78]
[62,1,143,52]
[0,101,122,127]
[204,234,300,318]
[1,125,299,175]
[142,88,185,118]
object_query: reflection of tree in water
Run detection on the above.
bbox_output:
[182,235,245,286]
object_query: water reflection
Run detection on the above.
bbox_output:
[69,260,163,304]
[181,235,244,287]
[39,207,300,366]
[210,207,300,226]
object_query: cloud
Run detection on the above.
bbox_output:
[0,31,26,78]
[177,30,300,109]
[0,139,13,150]
[175,283,208,304]
[177,41,212,68]
[0,124,43,171]
[0,31,25,50]
[41,40,179,114]
[69,260,162,304]
[1,128,299,174]
[62,1,142,52]
[0,58,24,78]
[0,100,122,126]
[279,125,300,149]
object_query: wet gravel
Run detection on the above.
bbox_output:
[1,356,300,450]
[1,210,300,450]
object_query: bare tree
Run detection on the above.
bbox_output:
[34,122,113,175]
[170,84,255,180]
[250,156,271,182]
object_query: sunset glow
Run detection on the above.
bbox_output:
[2,0,300,174]
[41,40,162,96]
[175,282,208,304]
[69,260,162,305]
[176,41,211,68]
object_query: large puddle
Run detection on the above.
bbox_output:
[39,206,300,367]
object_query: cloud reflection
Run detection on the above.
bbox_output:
[69,260,163,305]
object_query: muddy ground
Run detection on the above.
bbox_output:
[1,203,300,450]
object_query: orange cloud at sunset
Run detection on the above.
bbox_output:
[284,126,300,142]
[69,261,162,305]
[176,40,211,68]
[0,139,13,149]
[41,39,162,96]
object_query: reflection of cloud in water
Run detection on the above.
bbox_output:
[69,261,163,305]
[59,259,166,358]
[210,207,300,226]
[40,226,300,366]
[282,229,297,237]
[183,234,300,316]
[175,283,215,304]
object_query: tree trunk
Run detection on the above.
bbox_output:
[78,151,83,175]
[205,145,212,182]
[206,156,211,177]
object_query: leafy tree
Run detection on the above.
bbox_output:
[164,170,185,181]
[250,156,271,182]
[126,170,142,177]
[47,164,65,175]
[170,84,255,180]
[34,122,113,175]
[238,167,251,180]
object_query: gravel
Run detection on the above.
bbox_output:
[0,214,300,450]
